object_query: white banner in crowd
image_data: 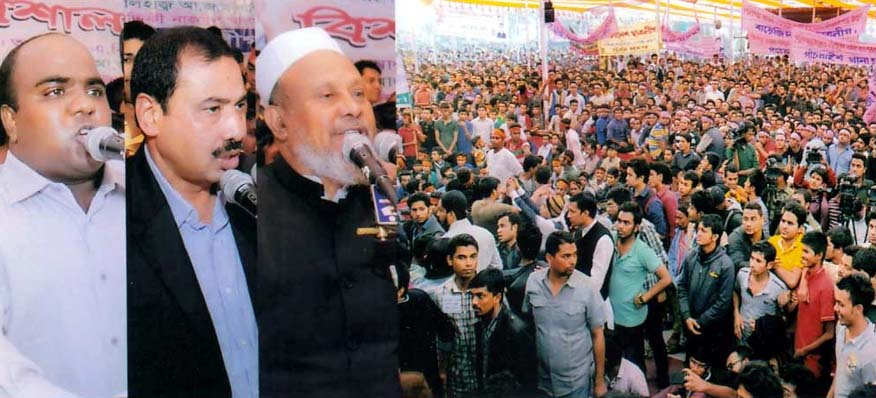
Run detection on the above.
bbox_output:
[434,5,508,42]
[255,0,396,103]
[597,22,662,56]
[126,0,255,52]
[0,0,125,82]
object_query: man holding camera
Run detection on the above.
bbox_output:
[726,124,758,185]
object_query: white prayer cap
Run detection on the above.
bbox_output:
[255,27,344,106]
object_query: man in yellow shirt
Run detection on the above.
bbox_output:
[768,201,808,289]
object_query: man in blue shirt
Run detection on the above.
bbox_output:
[595,105,611,147]
[524,231,607,398]
[127,27,257,397]
[610,202,672,374]
[827,128,854,175]
[606,107,631,152]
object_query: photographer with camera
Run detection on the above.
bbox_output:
[826,173,868,245]
[763,156,794,234]
[793,139,838,189]
[725,123,758,185]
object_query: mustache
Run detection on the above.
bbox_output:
[211,140,243,158]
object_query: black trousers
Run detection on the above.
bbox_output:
[613,323,646,373]
[645,298,670,388]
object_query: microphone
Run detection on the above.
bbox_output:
[220,169,257,217]
[374,130,402,163]
[85,127,124,162]
[343,133,398,205]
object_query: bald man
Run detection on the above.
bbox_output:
[0,33,125,397]
[257,27,401,398]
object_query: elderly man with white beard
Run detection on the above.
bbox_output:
[256,27,402,398]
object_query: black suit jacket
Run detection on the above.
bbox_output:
[127,148,256,397]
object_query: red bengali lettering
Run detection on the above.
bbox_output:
[0,0,123,35]
[294,6,394,48]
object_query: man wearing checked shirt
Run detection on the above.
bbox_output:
[431,233,481,397]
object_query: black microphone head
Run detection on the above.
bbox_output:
[85,126,121,162]
[342,133,374,165]
[219,169,254,204]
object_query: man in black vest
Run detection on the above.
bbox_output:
[566,193,615,300]
[257,27,400,397]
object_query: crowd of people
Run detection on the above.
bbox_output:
[386,47,876,398]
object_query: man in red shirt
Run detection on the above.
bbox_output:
[787,231,835,381]
[414,82,433,107]
[399,111,424,167]
[648,161,678,249]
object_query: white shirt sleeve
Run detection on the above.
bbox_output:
[508,152,524,176]
[566,130,586,167]
[488,240,503,270]
[0,335,78,398]
[617,359,650,397]
[0,259,77,398]
[588,235,614,291]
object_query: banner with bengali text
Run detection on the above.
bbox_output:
[664,35,721,59]
[396,54,411,108]
[746,30,790,56]
[865,68,875,124]
[434,5,508,42]
[255,0,395,103]
[742,0,870,56]
[597,22,661,56]
[789,28,876,66]
[126,0,254,53]
[0,0,124,81]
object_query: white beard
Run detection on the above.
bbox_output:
[293,140,368,187]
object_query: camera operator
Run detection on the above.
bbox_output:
[726,123,758,185]
[793,139,837,189]
[848,153,873,208]
[763,156,794,235]
[826,172,869,245]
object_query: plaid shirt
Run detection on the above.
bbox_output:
[432,278,479,397]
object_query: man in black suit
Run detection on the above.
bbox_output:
[256,27,401,397]
[127,27,257,398]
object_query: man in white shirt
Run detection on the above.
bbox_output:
[563,118,587,170]
[485,129,523,188]
[564,82,586,111]
[0,33,125,398]
[437,190,502,271]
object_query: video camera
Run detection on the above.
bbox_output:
[806,149,823,165]
[764,158,784,188]
[730,123,754,149]
[836,174,861,219]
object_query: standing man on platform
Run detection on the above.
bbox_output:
[257,27,401,397]
[128,27,256,397]
[0,32,125,398]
